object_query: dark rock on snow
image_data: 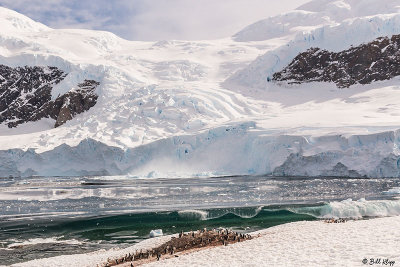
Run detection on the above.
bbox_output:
[273,34,400,88]
[53,80,100,127]
[0,64,99,128]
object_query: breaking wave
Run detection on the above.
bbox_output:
[289,199,400,219]
[177,206,264,221]
[174,200,400,221]
[177,210,209,220]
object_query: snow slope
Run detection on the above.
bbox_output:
[233,0,400,42]
[144,215,400,267]
[2,1,400,177]
[11,211,400,267]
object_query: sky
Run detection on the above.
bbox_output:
[0,0,310,41]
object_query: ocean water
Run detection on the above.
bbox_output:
[1,175,400,265]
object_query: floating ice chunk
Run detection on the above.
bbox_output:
[149,229,163,238]
[383,187,400,195]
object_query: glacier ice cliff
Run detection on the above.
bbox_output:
[2,124,400,178]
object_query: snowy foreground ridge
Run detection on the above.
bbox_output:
[145,216,400,267]
[12,215,400,267]
[2,0,400,177]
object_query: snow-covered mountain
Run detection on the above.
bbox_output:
[2,0,400,178]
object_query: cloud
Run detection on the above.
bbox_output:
[0,0,309,40]
[125,0,310,40]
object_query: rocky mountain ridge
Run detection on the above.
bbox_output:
[0,65,99,128]
[273,34,400,88]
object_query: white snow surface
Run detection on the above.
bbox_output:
[2,1,400,177]
[144,216,400,267]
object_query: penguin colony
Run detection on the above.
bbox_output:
[101,228,253,266]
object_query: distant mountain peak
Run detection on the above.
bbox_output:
[233,0,400,42]
[0,6,49,33]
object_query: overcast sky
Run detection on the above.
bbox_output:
[0,0,309,40]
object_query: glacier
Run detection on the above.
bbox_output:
[2,125,400,178]
[2,1,400,178]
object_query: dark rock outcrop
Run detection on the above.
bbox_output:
[273,34,400,88]
[0,65,66,127]
[0,64,99,128]
[52,80,99,127]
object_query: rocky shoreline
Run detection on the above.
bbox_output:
[101,229,254,267]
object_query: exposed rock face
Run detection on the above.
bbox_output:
[53,80,99,127]
[0,65,66,127]
[0,64,99,128]
[273,34,400,88]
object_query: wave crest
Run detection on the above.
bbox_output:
[290,199,400,219]
[177,206,264,221]
[177,210,208,220]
